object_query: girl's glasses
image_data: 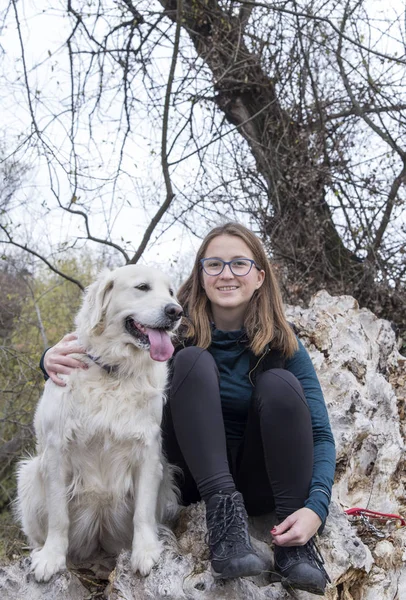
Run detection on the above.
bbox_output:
[200,258,260,276]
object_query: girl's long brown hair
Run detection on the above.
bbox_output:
[177,223,298,357]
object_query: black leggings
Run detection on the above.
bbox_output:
[162,347,314,520]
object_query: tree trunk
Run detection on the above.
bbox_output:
[161,0,404,339]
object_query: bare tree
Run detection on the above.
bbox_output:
[159,0,406,332]
[2,0,405,344]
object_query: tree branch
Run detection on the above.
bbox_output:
[232,0,406,65]
[128,0,183,264]
[368,165,406,260]
[336,2,406,160]
[0,226,85,290]
[309,103,406,130]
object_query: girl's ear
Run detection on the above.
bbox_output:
[256,269,265,289]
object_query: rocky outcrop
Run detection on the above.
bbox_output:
[1,292,405,599]
[286,291,406,599]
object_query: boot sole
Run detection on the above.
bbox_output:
[211,554,266,579]
[211,565,264,579]
[281,577,325,595]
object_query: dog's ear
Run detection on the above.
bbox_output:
[75,270,115,335]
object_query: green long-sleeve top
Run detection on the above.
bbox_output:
[208,328,336,524]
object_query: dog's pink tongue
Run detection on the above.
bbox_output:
[146,328,174,362]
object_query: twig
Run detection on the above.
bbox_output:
[128,0,183,264]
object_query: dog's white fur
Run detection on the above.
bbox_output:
[16,265,181,582]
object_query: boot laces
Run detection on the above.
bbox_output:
[304,537,331,583]
[277,536,331,583]
[206,494,248,548]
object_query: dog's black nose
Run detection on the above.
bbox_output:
[165,303,183,321]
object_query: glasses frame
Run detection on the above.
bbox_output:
[200,257,261,277]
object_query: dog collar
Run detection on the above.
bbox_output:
[86,354,120,375]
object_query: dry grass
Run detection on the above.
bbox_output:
[0,508,28,564]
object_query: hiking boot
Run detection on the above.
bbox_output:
[205,491,266,579]
[273,537,331,595]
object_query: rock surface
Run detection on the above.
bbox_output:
[1,291,405,599]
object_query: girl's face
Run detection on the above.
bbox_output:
[201,235,265,322]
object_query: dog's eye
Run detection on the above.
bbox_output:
[169,289,174,297]
[135,283,150,292]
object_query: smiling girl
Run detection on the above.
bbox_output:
[162,223,335,594]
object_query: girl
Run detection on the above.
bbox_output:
[42,223,335,595]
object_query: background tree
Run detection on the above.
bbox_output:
[161,0,406,336]
[2,0,405,346]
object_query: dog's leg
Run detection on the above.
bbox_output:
[131,444,164,576]
[30,445,70,582]
[16,457,47,549]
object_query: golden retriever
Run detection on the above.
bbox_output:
[16,265,182,582]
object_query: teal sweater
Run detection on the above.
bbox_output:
[208,328,335,524]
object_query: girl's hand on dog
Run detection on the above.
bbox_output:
[271,507,322,547]
[44,333,88,386]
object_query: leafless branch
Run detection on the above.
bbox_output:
[232,0,406,65]
[0,225,85,290]
[128,0,183,264]
[368,165,406,260]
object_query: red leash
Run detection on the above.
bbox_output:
[345,507,406,527]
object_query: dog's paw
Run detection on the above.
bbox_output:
[131,538,163,576]
[31,547,67,582]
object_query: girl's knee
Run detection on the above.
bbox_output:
[170,347,218,395]
[173,346,216,371]
[255,369,308,409]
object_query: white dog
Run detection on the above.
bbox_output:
[16,264,182,582]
